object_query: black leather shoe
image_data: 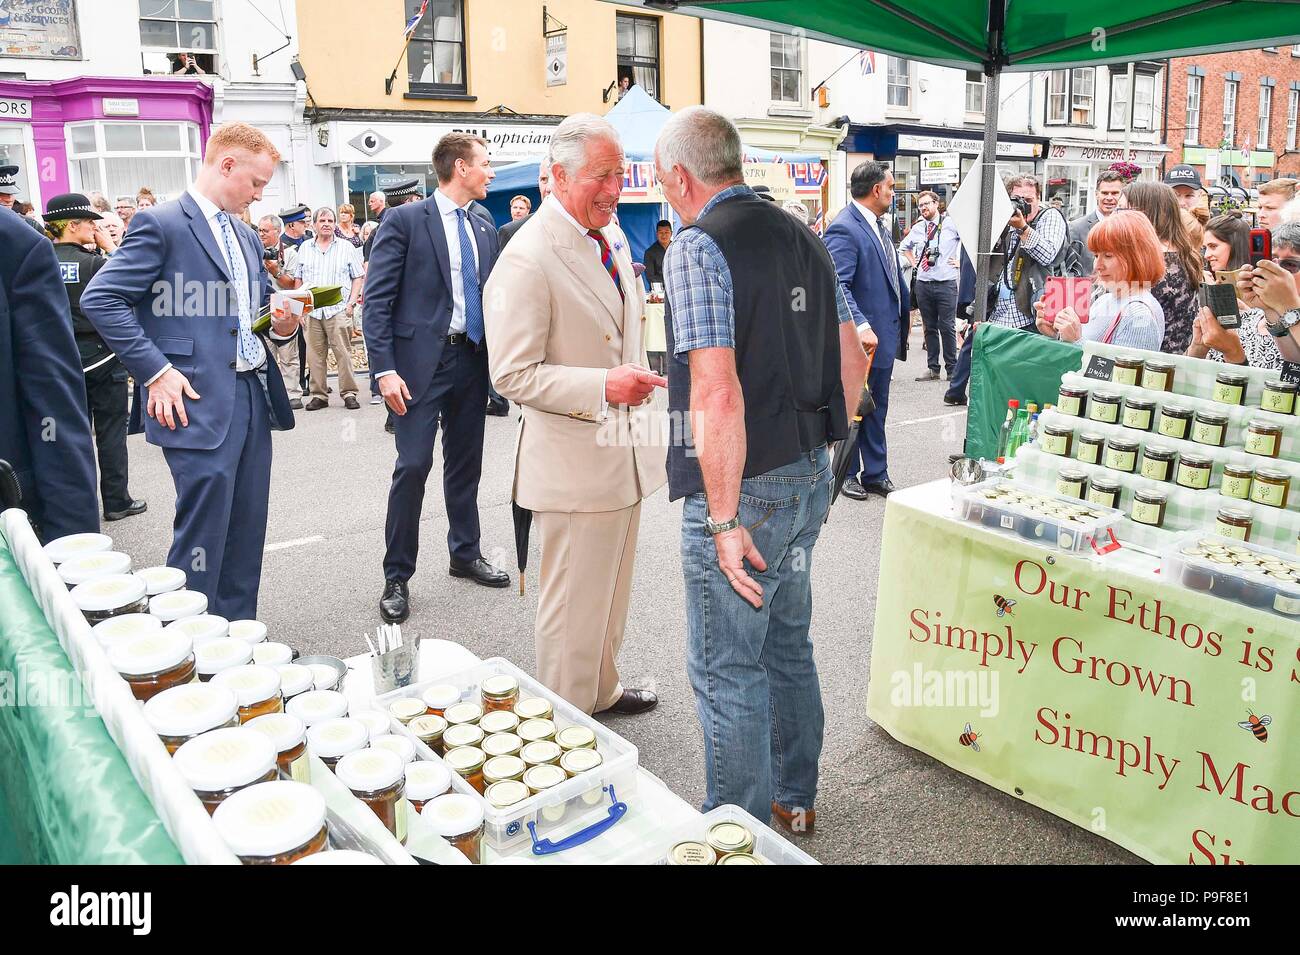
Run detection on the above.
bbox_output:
[449,557,510,588]
[384,415,395,434]
[599,688,658,716]
[862,479,897,497]
[343,395,360,410]
[840,477,869,501]
[914,369,940,381]
[305,397,328,411]
[486,400,510,417]
[379,578,409,623]
[289,397,303,410]
[943,394,968,406]
[104,500,147,522]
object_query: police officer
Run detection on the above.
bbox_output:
[0,164,47,236]
[280,204,313,249]
[44,193,146,522]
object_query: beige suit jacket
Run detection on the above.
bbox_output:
[484,201,667,513]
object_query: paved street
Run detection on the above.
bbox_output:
[107,366,1137,865]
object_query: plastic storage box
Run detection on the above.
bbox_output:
[636,804,818,865]
[952,479,1125,554]
[1161,531,1300,619]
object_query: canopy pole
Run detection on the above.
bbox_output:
[973,66,1001,326]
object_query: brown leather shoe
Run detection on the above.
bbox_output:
[598,688,658,716]
[771,802,816,836]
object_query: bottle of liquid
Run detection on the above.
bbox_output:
[995,399,1020,464]
[1028,412,1041,444]
[1005,407,1032,461]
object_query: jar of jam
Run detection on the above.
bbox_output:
[1274,579,1300,617]
[444,701,484,727]
[404,760,453,813]
[307,717,370,770]
[1057,384,1088,417]
[559,748,604,778]
[1088,390,1123,424]
[387,697,427,725]
[423,793,485,864]
[443,745,487,794]
[212,780,328,865]
[442,722,485,752]
[480,674,520,713]
[1142,359,1175,392]
[168,614,230,647]
[513,697,554,722]
[72,574,150,626]
[1175,454,1214,490]
[1104,437,1139,473]
[1139,445,1177,483]
[59,550,132,588]
[707,821,757,857]
[1220,463,1254,500]
[1250,467,1292,508]
[276,664,314,704]
[144,682,240,754]
[1111,354,1145,386]
[93,612,162,647]
[668,842,717,866]
[555,725,598,751]
[1040,424,1074,457]
[174,727,278,815]
[227,620,268,645]
[252,642,293,666]
[1087,475,1122,510]
[1130,489,1168,527]
[1122,397,1156,432]
[518,717,557,744]
[371,733,416,764]
[522,763,567,796]
[285,689,349,728]
[482,732,523,759]
[420,683,460,717]
[483,754,528,785]
[1055,468,1089,499]
[1244,419,1283,458]
[194,637,254,682]
[246,712,309,782]
[1156,404,1194,441]
[135,565,186,597]
[1260,377,1298,415]
[1191,410,1229,447]
[109,630,197,702]
[336,749,407,843]
[1213,370,1249,406]
[1076,431,1106,465]
[306,661,344,692]
[478,710,520,736]
[211,664,283,723]
[43,531,112,565]
[485,780,530,812]
[1215,506,1254,542]
[520,739,563,767]
[408,714,448,754]
[147,588,208,623]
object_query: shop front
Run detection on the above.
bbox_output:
[731,116,846,228]
[1045,141,1168,220]
[1180,146,1279,190]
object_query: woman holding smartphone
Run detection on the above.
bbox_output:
[1203,214,1251,279]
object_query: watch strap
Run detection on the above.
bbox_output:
[705,513,741,535]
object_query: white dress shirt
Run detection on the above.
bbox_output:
[434,187,482,336]
[544,194,612,418]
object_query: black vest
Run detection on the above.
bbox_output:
[665,192,847,501]
[54,242,110,368]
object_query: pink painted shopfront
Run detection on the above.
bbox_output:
[0,76,211,213]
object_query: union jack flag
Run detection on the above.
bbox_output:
[858,51,876,76]
[403,0,429,40]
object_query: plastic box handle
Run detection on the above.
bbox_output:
[528,786,627,856]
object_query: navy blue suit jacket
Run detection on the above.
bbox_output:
[824,203,910,367]
[81,193,293,451]
[362,194,498,402]
[0,208,100,540]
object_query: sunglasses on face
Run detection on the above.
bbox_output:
[1276,257,1300,274]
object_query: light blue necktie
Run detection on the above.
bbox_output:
[216,211,264,366]
[876,216,900,297]
[456,208,484,344]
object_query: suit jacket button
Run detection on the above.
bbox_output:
[230,328,238,336]
[605,334,611,342]
[229,360,237,369]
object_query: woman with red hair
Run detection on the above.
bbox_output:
[1036,210,1165,351]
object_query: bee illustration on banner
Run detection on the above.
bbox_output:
[959,722,981,753]
[993,594,1016,617]
[1237,712,1271,743]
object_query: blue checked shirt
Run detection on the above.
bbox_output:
[665,184,855,355]
[989,206,1068,329]
[290,234,364,321]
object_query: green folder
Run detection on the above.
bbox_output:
[252,285,345,334]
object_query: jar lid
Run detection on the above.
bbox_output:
[228,620,268,645]
[168,614,230,645]
[1106,437,1139,451]
[484,754,526,780]
[174,727,276,791]
[1179,453,1213,466]
[1091,390,1122,402]
[252,641,293,666]
[708,821,755,852]
[1090,476,1121,491]
[669,841,717,865]
[514,697,553,720]
[1223,462,1255,475]
[212,780,326,858]
[388,697,427,722]
[520,740,562,765]
[1196,409,1230,423]
[518,717,556,742]
[59,550,132,586]
[404,760,453,801]
[1057,467,1088,481]
[306,717,370,758]
[1124,396,1156,409]
[44,532,113,564]
[1216,370,1249,384]
[1247,417,1283,431]
[72,574,148,613]
[212,664,282,707]
[1264,377,1298,393]
[718,853,766,865]
[335,748,404,792]
[1144,358,1174,370]
[148,589,208,621]
[1043,424,1074,437]
[408,714,448,739]
[135,565,187,596]
[246,712,306,752]
[422,793,485,835]
[485,780,530,810]
[308,663,342,691]
[556,725,597,750]
[1134,488,1168,505]
[1114,352,1145,365]
[92,612,162,646]
[1079,431,1107,444]
[276,664,314,698]
[354,709,394,739]
[443,723,484,750]
[444,701,483,725]
[144,683,239,738]
[1160,403,1194,416]
[108,629,192,676]
[1255,466,1291,481]
[482,732,523,757]
[560,748,604,775]
[292,849,385,865]
[1218,506,1254,520]
[285,689,349,727]
[195,637,253,676]
[420,683,461,710]
[1143,444,1177,459]
[522,763,566,791]
[479,710,520,735]
[371,733,416,764]
[480,674,519,699]
[442,745,486,774]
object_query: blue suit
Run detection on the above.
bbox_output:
[362,194,499,581]
[81,193,294,619]
[824,203,909,485]
[0,208,100,541]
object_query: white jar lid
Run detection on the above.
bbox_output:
[213,781,326,858]
[484,754,527,780]
[92,613,162,646]
[72,574,147,613]
[443,723,484,750]
[43,532,112,565]
[174,727,276,792]
[246,712,306,752]
[276,663,314,697]
[404,760,453,802]
[168,614,230,645]
[556,725,597,750]
[309,663,342,690]
[387,697,427,722]
[59,550,132,586]
[211,664,282,707]
[420,683,461,710]
[135,565,187,596]
[559,748,603,775]
[285,689,349,727]
[195,637,253,676]
[148,588,208,621]
[370,733,416,764]
[253,641,293,666]
[107,630,193,677]
[523,763,567,791]
[481,674,519,698]
[228,619,268,645]
[479,710,520,735]
[306,717,370,758]
[335,748,404,793]
[422,793,485,837]
[292,849,385,865]
[352,709,393,739]
[482,732,523,758]
[144,683,239,738]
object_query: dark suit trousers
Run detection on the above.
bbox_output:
[384,341,489,581]
[83,357,132,512]
[915,279,958,374]
[162,373,271,620]
[855,362,893,484]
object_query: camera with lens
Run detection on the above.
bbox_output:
[1010,195,1032,221]
[923,244,940,268]
[262,246,279,262]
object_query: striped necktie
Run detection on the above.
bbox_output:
[455,209,484,344]
[587,229,624,300]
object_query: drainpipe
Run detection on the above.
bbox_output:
[1161,59,1170,177]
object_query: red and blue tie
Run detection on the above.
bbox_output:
[588,229,624,301]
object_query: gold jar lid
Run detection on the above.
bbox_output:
[479,710,520,736]
[667,841,716,865]
[408,714,447,741]
[387,697,427,724]
[706,821,755,855]
[442,723,485,751]
[482,732,523,758]
[483,754,527,784]
[443,745,486,775]
[480,674,519,700]
[522,763,567,793]
[485,779,530,810]
[513,697,553,721]
[717,852,767,865]
[444,701,483,726]
[517,717,557,743]
[520,739,562,766]
[559,748,603,776]
[555,725,597,751]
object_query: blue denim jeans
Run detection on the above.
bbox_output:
[681,446,832,821]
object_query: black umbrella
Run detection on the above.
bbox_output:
[512,499,532,596]
[0,459,21,510]
[829,354,876,511]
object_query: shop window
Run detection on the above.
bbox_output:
[770,33,803,106]
[67,121,202,203]
[887,58,912,111]
[0,127,33,203]
[1109,70,1155,131]
[407,0,466,96]
[1184,75,1202,145]
[617,14,660,102]
[965,72,986,114]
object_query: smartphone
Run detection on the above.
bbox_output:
[1199,282,1241,330]
[1041,276,1093,324]
[1249,229,1271,266]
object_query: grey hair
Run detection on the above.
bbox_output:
[369,190,386,203]
[549,114,621,176]
[260,214,284,230]
[313,205,336,223]
[655,106,743,186]
[1274,220,1300,252]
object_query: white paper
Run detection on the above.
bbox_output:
[946,150,1014,270]
[271,292,306,319]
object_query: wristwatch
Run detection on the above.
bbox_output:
[1265,308,1300,338]
[705,513,741,535]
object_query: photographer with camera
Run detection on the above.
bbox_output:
[900,190,962,383]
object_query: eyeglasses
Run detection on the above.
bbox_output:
[1276,257,1300,274]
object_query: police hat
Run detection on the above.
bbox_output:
[44,193,103,222]
[385,178,422,202]
[0,164,19,196]
[280,205,310,224]
[1163,165,1205,192]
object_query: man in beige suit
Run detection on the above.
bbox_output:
[485,115,667,715]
